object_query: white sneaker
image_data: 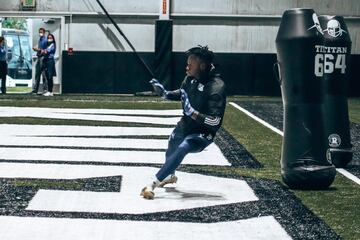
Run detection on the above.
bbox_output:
[140,186,155,200]
[140,180,159,200]
[43,92,53,96]
[158,175,178,187]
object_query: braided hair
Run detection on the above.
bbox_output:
[186,45,215,72]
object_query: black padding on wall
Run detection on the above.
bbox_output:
[171,52,281,96]
[62,51,359,97]
[218,53,256,95]
[114,52,154,93]
[154,20,173,89]
[62,52,115,93]
[62,51,153,94]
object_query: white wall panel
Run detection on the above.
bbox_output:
[0,0,359,53]
[68,23,154,51]
[173,25,279,53]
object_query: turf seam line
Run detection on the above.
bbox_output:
[229,101,360,187]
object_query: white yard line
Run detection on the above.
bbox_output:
[336,168,360,185]
[0,107,181,125]
[0,145,230,166]
[229,101,360,186]
[229,102,283,136]
[0,136,169,149]
[0,136,221,156]
[0,113,179,125]
[0,107,183,116]
[0,124,173,136]
[0,216,291,240]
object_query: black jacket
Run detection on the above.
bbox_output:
[167,73,226,138]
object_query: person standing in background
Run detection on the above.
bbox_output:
[31,28,47,94]
[42,33,56,96]
[0,36,9,94]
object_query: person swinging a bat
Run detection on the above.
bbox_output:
[141,45,226,199]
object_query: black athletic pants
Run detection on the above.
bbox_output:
[33,57,47,93]
[0,61,7,94]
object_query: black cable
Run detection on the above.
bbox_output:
[95,0,155,78]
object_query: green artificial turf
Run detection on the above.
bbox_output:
[222,104,283,180]
[0,94,179,109]
[223,101,360,240]
[6,87,32,93]
[294,174,360,239]
[348,98,360,123]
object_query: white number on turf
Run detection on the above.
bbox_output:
[0,163,257,214]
